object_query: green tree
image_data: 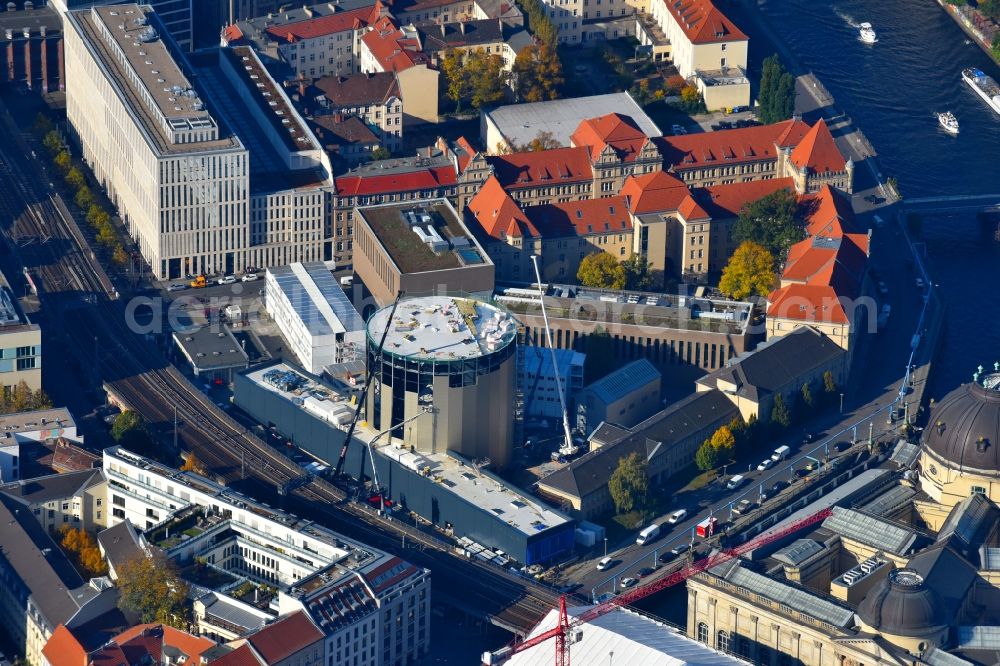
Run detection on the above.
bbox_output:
[622,253,654,291]
[695,439,722,471]
[87,204,108,228]
[111,410,156,456]
[993,32,1000,60]
[53,150,72,173]
[608,452,648,514]
[33,113,54,137]
[981,0,1000,20]
[43,130,64,154]
[718,241,775,299]
[823,369,837,394]
[369,146,391,161]
[583,327,616,383]
[97,222,118,248]
[65,166,86,190]
[771,393,792,428]
[112,244,129,268]
[0,381,51,414]
[513,43,563,102]
[732,189,804,260]
[75,187,95,211]
[577,252,626,289]
[116,553,190,628]
[801,382,814,408]
[758,54,796,124]
[467,50,509,110]
[441,48,470,111]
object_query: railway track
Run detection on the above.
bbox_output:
[0,112,559,635]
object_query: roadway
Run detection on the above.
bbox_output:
[0,96,558,637]
[565,200,932,599]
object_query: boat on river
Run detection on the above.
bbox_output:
[937,111,959,134]
[962,68,1000,115]
[859,22,878,44]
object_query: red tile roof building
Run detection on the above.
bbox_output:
[458,113,662,210]
[784,118,853,193]
[222,2,386,80]
[647,0,750,108]
[466,174,633,281]
[245,612,324,665]
[656,118,853,194]
[766,186,870,359]
[44,623,217,666]
[360,16,431,73]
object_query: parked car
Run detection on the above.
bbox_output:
[620,577,638,588]
[167,283,188,292]
[769,480,787,495]
[637,567,656,579]
[734,499,754,515]
[757,458,775,471]
[597,557,613,571]
[834,440,852,453]
[242,273,259,282]
[804,460,819,472]
[218,275,237,285]
[670,543,690,557]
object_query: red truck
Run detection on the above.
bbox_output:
[696,517,718,538]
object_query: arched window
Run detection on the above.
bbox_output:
[717,630,730,653]
[696,622,709,644]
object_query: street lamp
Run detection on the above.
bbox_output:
[839,392,844,414]
[604,537,608,558]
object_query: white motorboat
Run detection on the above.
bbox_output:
[937,111,959,134]
[859,22,878,44]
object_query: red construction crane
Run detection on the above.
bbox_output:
[488,507,833,666]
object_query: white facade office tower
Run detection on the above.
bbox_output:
[65,5,332,280]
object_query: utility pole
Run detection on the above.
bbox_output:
[868,421,874,446]
[173,405,178,451]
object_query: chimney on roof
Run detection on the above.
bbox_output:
[440,23,445,36]
[459,22,465,34]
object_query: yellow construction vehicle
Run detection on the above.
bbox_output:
[189,275,207,288]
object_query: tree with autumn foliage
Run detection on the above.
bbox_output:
[577,252,626,289]
[442,48,509,112]
[58,526,108,578]
[513,43,563,102]
[180,453,206,475]
[719,241,776,300]
[116,553,190,629]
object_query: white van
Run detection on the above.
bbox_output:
[667,509,688,524]
[636,524,661,546]
[726,474,746,490]
[771,445,791,462]
[340,275,353,288]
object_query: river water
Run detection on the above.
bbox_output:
[746,0,1000,394]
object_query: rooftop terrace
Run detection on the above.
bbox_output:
[244,362,359,430]
[356,200,488,273]
[367,296,517,361]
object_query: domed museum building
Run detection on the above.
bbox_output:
[919,370,1000,509]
